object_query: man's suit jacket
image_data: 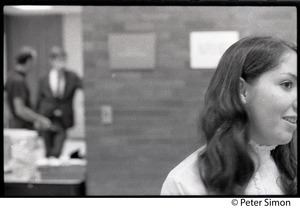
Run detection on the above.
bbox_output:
[36,69,82,129]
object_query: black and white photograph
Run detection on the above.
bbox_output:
[2,1,299,210]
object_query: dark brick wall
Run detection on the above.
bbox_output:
[82,6,296,195]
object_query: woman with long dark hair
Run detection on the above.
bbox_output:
[161,36,297,195]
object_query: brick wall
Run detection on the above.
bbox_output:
[82,6,296,195]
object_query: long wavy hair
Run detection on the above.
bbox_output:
[198,36,297,195]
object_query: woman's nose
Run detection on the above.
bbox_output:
[292,98,297,112]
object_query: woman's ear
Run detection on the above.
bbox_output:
[240,77,247,104]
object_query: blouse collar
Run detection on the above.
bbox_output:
[248,140,277,161]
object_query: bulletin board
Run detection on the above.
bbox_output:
[108,33,156,70]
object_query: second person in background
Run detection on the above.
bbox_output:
[37,46,83,165]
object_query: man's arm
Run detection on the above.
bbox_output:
[13,97,51,129]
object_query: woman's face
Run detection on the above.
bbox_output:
[244,51,297,146]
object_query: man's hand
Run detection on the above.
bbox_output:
[53,109,63,117]
[34,116,52,130]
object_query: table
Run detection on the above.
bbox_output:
[4,165,86,196]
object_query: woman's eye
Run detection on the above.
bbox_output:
[281,81,293,89]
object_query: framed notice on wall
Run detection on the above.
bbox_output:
[190,31,239,69]
[108,33,156,70]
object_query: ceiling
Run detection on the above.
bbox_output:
[4,6,82,15]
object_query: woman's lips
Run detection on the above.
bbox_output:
[283,116,297,124]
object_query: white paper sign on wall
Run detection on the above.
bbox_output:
[190,31,239,69]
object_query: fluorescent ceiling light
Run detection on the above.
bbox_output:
[13,6,53,11]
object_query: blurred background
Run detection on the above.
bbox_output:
[3,6,296,196]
